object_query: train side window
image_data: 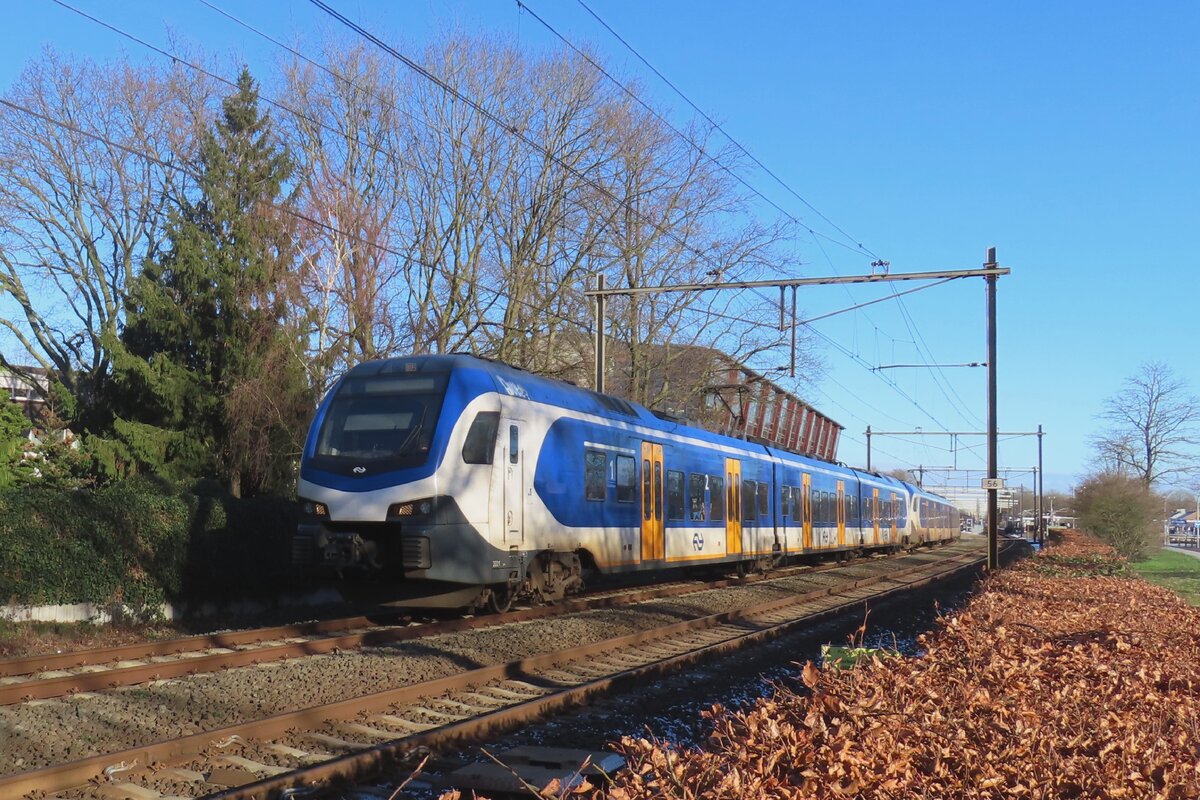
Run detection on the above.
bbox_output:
[615,455,636,503]
[743,479,757,521]
[793,487,804,521]
[461,411,500,464]
[666,470,685,520]
[689,474,707,521]
[584,450,606,501]
[757,482,769,517]
[811,488,819,523]
[509,425,519,464]
[781,485,791,518]
[709,475,725,521]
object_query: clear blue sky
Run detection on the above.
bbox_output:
[5,0,1198,493]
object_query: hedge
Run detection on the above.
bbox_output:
[0,477,300,609]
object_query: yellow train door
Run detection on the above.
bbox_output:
[872,487,881,545]
[802,473,813,550]
[640,442,664,561]
[725,458,742,556]
[890,492,898,543]
[836,480,846,547]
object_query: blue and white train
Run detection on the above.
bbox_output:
[293,354,959,610]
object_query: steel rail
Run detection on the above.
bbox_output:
[0,540,997,799]
[0,551,894,705]
[0,615,385,678]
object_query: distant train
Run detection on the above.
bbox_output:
[292,354,959,610]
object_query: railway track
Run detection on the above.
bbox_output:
[0,537,1005,800]
[0,550,896,705]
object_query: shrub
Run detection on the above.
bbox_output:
[1075,472,1160,561]
[0,478,298,608]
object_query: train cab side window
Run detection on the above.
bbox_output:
[689,474,707,521]
[743,479,757,521]
[666,470,685,520]
[615,455,636,503]
[709,475,725,521]
[584,450,607,501]
[461,411,500,464]
[757,482,769,517]
[509,426,519,464]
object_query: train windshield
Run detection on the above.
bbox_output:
[313,374,447,468]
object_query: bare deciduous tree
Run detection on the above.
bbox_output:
[1092,361,1200,488]
[595,99,811,410]
[0,50,213,421]
[283,43,410,392]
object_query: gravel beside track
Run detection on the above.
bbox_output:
[0,547,971,776]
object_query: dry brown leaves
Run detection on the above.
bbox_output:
[599,532,1200,799]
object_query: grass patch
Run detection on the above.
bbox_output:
[1133,548,1200,606]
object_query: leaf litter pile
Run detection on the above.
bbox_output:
[591,532,1200,799]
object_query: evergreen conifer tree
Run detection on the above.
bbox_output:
[113,68,311,495]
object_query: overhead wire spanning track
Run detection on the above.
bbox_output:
[571,0,878,260]
[585,266,1008,391]
[228,0,968,443]
[515,0,872,260]
[297,0,974,449]
[298,0,805,308]
[554,0,983,436]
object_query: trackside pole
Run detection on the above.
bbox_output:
[1037,424,1045,544]
[985,247,999,570]
[594,274,606,394]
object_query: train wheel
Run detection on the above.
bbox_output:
[487,585,516,614]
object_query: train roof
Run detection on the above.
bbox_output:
[344,354,951,501]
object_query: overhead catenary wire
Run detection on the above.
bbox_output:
[294,0,978,450]
[298,0,796,305]
[514,0,874,260]
[561,0,987,444]
[573,0,879,261]
[802,227,985,443]
[37,0,860,420]
[0,95,586,338]
[530,0,926,384]
[197,0,822,359]
[69,0,983,472]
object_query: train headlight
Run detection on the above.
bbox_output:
[301,499,328,517]
[388,498,437,519]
